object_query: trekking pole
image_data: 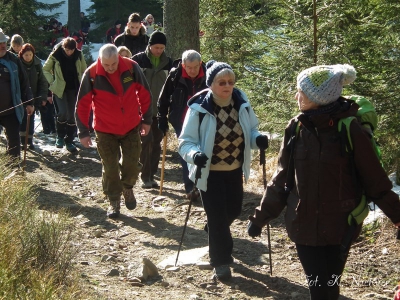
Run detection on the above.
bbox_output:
[159,134,168,195]
[175,166,202,266]
[260,149,273,276]
[22,113,31,172]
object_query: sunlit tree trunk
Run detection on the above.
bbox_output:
[164,0,200,60]
[68,0,81,33]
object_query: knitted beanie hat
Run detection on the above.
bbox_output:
[149,31,166,46]
[297,64,356,105]
[205,59,216,70]
[206,62,232,87]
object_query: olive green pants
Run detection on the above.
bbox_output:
[96,127,142,200]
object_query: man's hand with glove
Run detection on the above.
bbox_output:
[256,135,269,150]
[247,221,262,238]
[193,152,208,168]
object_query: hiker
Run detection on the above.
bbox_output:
[42,37,87,152]
[106,20,122,44]
[117,46,132,58]
[247,64,400,300]
[18,43,48,149]
[158,50,207,199]
[132,31,172,189]
[178,62,268,280]
[40,91,56,134]
[8,34,24,55]
[80,12,90,32]
[75,44,152,218]
[0,28,33,164]
[71,28,89,50]
[114,13,149,56]
[52,22,69,45]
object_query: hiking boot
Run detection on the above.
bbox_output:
[141,181,153,189]
[107,200,120,218]
[151,180,159,188]
[212,265,232,280]
[55,137,65,148]
[65,142,77,153]
[123,188,137,210]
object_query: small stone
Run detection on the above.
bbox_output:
[130,282,144,287]
[186,275,194,281]
[196,262,213,270]
[382,248,388,255]
[80,261,89,265]
[199,282,207,288]
[189,294,201,300]
[128,277,142,283]
[42,150,51,156]
[160,281,169,287]
[234,285,240,290]
[106,269,119,276]
[206,284,219,290]
[94,230,102,238]
[166,266,180,272]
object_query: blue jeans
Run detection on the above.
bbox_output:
[200,168,243,267]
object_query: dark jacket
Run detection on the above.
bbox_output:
[132,47,172,116]
[158,60,207,132]
[0,51,33,122]
[20,56,48,106]
[114,25,149,56]
[250,98,400,246]
[75,56,152,138]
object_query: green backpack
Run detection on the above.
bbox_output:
[290,95,381,226]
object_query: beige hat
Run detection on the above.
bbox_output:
[0,28,10,43]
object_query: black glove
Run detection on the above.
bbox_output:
[158,117,169,136]
[247,221,262,238]
[256,135,269,150]
[193,152,208,168]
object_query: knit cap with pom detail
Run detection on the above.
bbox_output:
[297,64,356,105]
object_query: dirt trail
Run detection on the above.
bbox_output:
[4,131,399,300]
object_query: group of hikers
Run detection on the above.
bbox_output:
[1,10,400,299]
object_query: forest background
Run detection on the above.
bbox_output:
[1,0,399,178]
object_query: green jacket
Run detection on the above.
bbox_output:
[132,47,172,115]
[42,42,87,98]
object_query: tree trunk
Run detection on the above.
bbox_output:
[68,0,81,33]
[163,0,200,60]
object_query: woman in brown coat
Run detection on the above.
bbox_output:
[248,64,400,300]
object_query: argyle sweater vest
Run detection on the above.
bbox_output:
[210,99,244,171]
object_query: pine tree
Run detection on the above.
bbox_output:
[0,0,64,58]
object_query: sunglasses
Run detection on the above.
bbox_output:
[217,80,235,87]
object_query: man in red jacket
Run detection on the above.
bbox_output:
[75,44,152,218]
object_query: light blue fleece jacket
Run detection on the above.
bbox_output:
[178,88,261,192]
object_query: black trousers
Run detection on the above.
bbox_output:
[0,113,21,159]
[200,168,243,267]
[296,244,347,300]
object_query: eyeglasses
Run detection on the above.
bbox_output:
[217,81,235,87]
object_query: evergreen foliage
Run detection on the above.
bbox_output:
[0,0,64,59]
[199,0,400,172]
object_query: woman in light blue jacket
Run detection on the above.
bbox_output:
[178,62,268,280]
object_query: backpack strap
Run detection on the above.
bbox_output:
[284,119,300,193]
